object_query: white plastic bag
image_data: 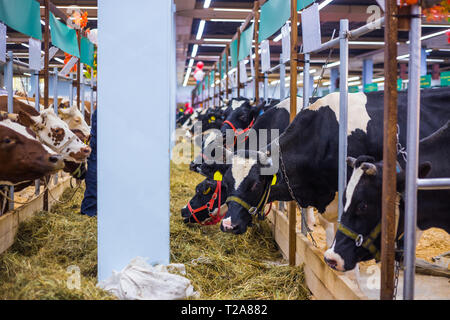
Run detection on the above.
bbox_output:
[98,257,198,300]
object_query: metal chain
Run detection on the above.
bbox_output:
[312,29,337,99]
[397,124,408,162]
[393,260,400,300]
[277,139,317,247]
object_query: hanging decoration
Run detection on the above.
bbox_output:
[399,0,450,22]
[193,61,205,83]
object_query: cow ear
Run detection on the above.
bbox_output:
[347,157,357,168]
[418,161,432,179]
[18,110,38,128]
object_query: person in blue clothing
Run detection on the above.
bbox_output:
[81,107,97,217]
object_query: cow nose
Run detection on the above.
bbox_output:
[81,146,92,156]
[49,154,62,163]
[49,154,65,170]
[324,257,337,269]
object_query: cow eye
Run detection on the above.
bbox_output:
[357,202,367,213]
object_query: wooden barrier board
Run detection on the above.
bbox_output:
[0,177,72,255]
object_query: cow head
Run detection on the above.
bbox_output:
[0,119,64,184]
[220,98,261,136]
[18,108,91,163]
[324,156,432,272]
[58,103,91,138]
[181,177,228,224]
[220,150,274,235]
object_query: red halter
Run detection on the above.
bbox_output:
[187,180,224,226]
[223,118,255,143]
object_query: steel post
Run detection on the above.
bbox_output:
[403,4,422,300]
[338,19,349,223]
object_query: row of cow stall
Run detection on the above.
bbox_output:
[186,0,450,300]
[0,0,96,255]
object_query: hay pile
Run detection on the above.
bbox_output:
[0,184,114,300]
[170,162,310,300]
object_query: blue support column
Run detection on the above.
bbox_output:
[98,0,171,281]
[330,67,339,92]
[362,58,374,87]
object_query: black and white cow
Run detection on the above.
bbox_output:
[183,97,304,225]
[219,89,450,241]
[191,97,298,177]
[324,121,450,272]
[181,177,229,225]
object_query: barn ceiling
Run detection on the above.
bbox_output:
[175,0,450,88]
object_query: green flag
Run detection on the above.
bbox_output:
[259,0,290,43]
[239,24,254,61]
[0,0,42,40]
[80,36,95,67]
[49,13,80,57]
[230,39,238,68]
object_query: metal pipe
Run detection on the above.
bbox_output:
[264,73,268,100]
[309,17,385,54]
[34,70,41,196]
[5,51,14,211]
[303,53,310,109]
[337,19,349,223]
[404,4,422,300]
[417,178,450,190]
[280,54,286,100]
[81,64,85,117]
[53,67,58,114]
[69,73,74,107]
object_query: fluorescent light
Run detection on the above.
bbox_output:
[318,0,333,10]
[349,41,385,46]
[373,77,385,83]
[21,43,29,48]
[188,59,194,68]
[183,67,192,87]
[210,19,246,22]
[273,32,282,42]
[203,0,212,9]
[325,61,340,68]
[213,8,252,12]
[422,24,450,28]
[407,29,450,43]
[23,73,31,76]
[201,44,226,47]
[427,58,445,62]
[348,76,360,82]
[54,57,65,63]
[40,20,45,26]
[438,48,450,52]
[196,20,206,40]
[323,81,331,86]
[191,44,199,58]
[348,80,362,86]
[204,38,231,42]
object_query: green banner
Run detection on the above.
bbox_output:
[420,74,432,88]
[221,52,226,79]
[80,36,95,67]
[230,38,238,68]
[298,0,315,10]
[258,0,290,43]
[210,71,215,86]
[397,78,403,91]
[441,71,450,86]
[239,23,254,61]
[349,86,359,93]
[364,83,378,92]
[205,75,209,90]
[49,13,80,57]
[0,0,42,40]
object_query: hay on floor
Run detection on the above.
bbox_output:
[0,184,114,300]
[170,162,310,300]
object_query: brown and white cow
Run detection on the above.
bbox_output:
[0,119,64,185]
[58,100,91,137]
[18,108,91,163]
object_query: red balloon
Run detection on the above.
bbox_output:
[196,61,204,69]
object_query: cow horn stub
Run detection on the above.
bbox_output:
[361,162,377,176]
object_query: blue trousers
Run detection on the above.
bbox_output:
[81,110,97,217]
